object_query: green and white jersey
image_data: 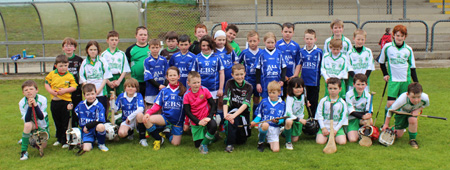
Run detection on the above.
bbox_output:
[321,53,351,80]
[378,42,416,82]
[100,48,131,75]
[79,56,113,96]
[323,35,352,54]
[345,88,372,120]
[315,96,348,131]
[347,46,375,74]
[285,95,305,120]
[19,94,49,128]
[387,92,429,118]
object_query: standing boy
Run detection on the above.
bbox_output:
[160,31,180,61]
[382,82,429,149]
[101,30,131,97]
[323,19,352,54]
[19,80,50,160]
[226,24,241,56]
[294,29,323,117]
[144,39,169,109]
[346,29,375,91]
[189,23,207,55]
[251,81,286,152]
[126,26,149,96]
[315,77,348,145]
[321,39,351,98]
[345,74,372,142]
[223,64,253,152]
[169,34,196,87]
[45,55,77,148]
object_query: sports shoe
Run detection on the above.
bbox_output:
[127,135,134,141]
[257,142,265,152]
[53,141,61,146]
[199,144,208,154]
[409,139,419,149]
[139,139,148,147]
[18,139,22,145]
[62,144,69,149]
[159,132,166,139]
[286,142,294,150]
[20,151,28,160]
[153,139,164,151]
[98,144,109,152]
[224,145,234,153]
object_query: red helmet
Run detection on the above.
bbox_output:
[358,125,380,140]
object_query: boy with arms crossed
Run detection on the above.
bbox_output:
[321,39,352,98]
[382,82,429,149]
[345,74,372,142]
[315,77,348,145]
[160,31,180,61]
[19,80,49,160]
[223,64,253,152]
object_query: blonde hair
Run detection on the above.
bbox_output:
[353,29,367,38]
[247,30,259,40]
[187,71,201,82]
[330,39,342,49]
[264,32,276,42]
[267,80,281,92]
[330,19,344,29]
[124,78,139,92]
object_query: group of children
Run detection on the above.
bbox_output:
[18,19,430,160]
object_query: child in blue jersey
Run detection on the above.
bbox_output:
[276,22,301,99]
[169,34,196,87]
[251,81,286,152]
[143,67,187,150]
[144,39,169,110]
[73,84,109,152]
[256,32,287,99]
[294,29,323,118]
[239,30,262,114]
[112,78,145,144]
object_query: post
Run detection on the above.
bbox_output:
[403,0,407,19]
[206,0,210,21]
[144,0,148,28]
[255,0,258,31]
[357,0,360,27]
[443,0,446,14]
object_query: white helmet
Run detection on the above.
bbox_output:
[104,123,118,141]
[66,128,82,146]
[379,129,396,146]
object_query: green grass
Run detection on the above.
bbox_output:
[1,68,450,169]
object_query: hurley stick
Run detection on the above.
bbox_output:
[323,101,337,154]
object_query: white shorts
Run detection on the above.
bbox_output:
[210,90,218,99]
[120,119,136,130]
[266,126,280,143]
[145,95,157,104]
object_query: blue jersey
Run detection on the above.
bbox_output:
[254,98,286,127]
[299,45,323,86]
[215,48,237,87]
[255,48,286,98]
[154,86,185,126]
[276,39,301,77]
[239,48,262,87]
[115,92,145,122]
[144,55,169,96]
[75,99,106,128]
[191,52,224,91]
[169,51,196,87]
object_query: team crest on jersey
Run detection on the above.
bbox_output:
[242,90,247,96]
[199,94,204,100]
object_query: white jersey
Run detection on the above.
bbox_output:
[79,56,113,96]
[387,92,429,118]
[378,42,416,82]
[323,35,352,54]
[345,89,372,120]
[321,52,351,80]
[285,94,305,120]
[100,48,131,75]
[19,94,49,128]
[315,96,348,131]
[346,46,375,74]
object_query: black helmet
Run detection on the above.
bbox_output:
[302,118,319,135]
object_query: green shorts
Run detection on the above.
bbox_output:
[318,128,345,137]
[107,74,125,97]
[387,80,411,98]
[394,114,413,130]
[191,125,207,141]
[324,79,346,99]
[346,119,361,132]
[291,121,303,137]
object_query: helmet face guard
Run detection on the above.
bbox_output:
[104,123,119,141]
[379,129,396,146]
[358,125,380,140]
[66,128,82,146]
[302,119,319,136]
[30,130,49,146]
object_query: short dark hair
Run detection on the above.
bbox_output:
[62,37,77,48]
[408,82,423,94]
[304,29,316,38]
[282,22,295,31]
[287,77,305,97]
[135,26,147,35]
[327,77,341,88]
[165,31,178,41]
[107,30,119,39]
[55,54,68,65]
[199,35,215,52]
[226,24,239,33]
[178,34,191,43]
[82,83,96,94]
[22,80,38,90]
[353,73,367,84]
